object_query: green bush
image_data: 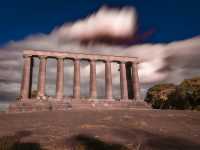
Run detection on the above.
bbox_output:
[145,84,176,109]
[175,77,200,110]
[145,77,200,110]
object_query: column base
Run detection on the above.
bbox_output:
[36,95,47,100]
[56,95,64,101]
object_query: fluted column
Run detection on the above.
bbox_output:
[37,56,47,100]
[105,61,112,99]
[120,62,128,100]
[56,58,64,100]
[20,55,32,100]
[73,59,80,99]
[90,60,97,99]
[132,62,141,100]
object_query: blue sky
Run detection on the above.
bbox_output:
[0,0,200,46]
[0,0,200,102]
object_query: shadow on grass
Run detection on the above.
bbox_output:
[0,130,43,150]
[66,134,129,150]
[66,129,200,150]
[112,128,200,150]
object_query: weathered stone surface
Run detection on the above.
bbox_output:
[11,50,143,112]
[132,62,141,100]
[90,60,97,99]
[20,56,32,100]
[105,61,113,99]
[8,100,150,113]
[24,49,139,62]
[120,62,128,100]
[56,58,64,99]
[73,59,80,99]
[37,56,47,99]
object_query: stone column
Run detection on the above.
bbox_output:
[105,61,112,99]
[132,62,141,100]
[90,60,97,99]
[37,56,47,100]
[20,55,32,100]
[73,59,80,99]
[56,58,64,100]
[120,62,128,100]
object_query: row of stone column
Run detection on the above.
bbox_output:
[20,56,140,101]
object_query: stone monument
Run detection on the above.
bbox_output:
[9,50,148,112]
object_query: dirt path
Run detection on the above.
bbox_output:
[0,109,200,150]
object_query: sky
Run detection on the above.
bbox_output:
[0,0,200,102]
[0,0,200,45]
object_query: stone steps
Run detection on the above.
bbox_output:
[8,100,150,113]
[70,100,150,109]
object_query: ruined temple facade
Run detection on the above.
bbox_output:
[9,50,146,112]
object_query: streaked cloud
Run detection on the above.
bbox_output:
[0,6,200,101]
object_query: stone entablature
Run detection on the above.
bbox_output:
[23,50,139,62]
[19,49,141,102]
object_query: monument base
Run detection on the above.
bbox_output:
[8,99,150,113]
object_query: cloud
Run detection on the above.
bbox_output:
[0,6,200,102]
[6,6,137,50]
[56,6,137,41]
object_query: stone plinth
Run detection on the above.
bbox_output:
[8,100,150,113]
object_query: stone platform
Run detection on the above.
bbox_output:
[8,99,150,113]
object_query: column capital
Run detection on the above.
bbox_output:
[132,61,140,65]
[74,58,81,61]
[120,61,126,64]
[89,59,96,62]
[105,60,112,63]
[23,54,32,58]
[57,57,65,60]
[39,55,47,59]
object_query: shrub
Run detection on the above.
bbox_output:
[175,77,200,110]
[145,77,200,110]
[145,84,176,109]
